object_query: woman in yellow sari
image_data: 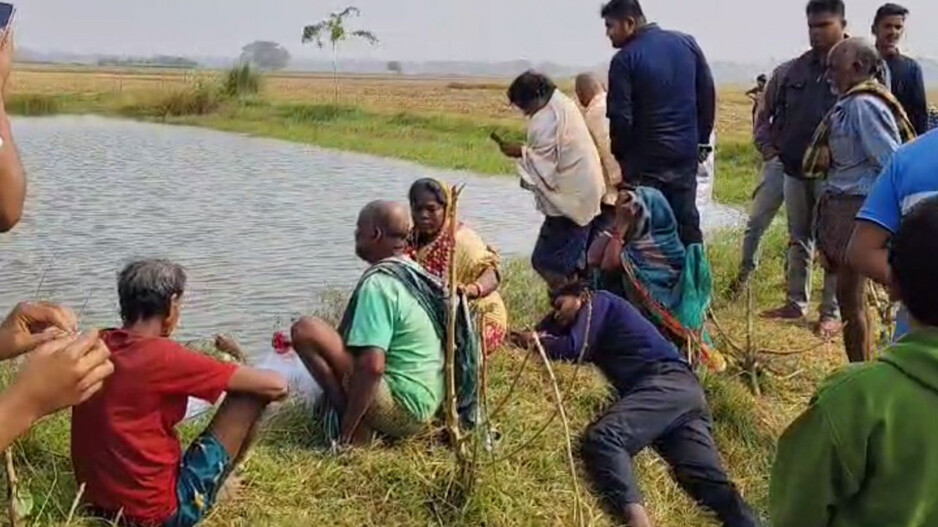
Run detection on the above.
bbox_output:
[407,178,508,353]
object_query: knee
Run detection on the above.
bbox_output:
[291,316,332,351]
[581,422,620,461]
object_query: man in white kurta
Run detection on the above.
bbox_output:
[576,73,623,234]
[497,72,605,287]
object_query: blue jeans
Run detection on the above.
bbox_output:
[784,176,839,319]
[740,157,785,275]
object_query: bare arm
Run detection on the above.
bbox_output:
[0,31,24,233]
[846,221,892,286]
[466,267,500,300]
[340,348,385,443]
[227,366,289,401]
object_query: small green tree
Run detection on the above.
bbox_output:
[301,6,378,101]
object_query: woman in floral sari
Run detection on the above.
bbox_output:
[407,178,509,352]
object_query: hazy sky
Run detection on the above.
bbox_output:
[16,0,938,64]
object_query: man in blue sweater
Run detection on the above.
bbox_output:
[873,3,928,135]
[601,0,715,247]
[513,283,758,527]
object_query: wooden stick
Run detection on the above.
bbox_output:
[5,449,22,527]
[532,334,586,527]
[443,184,464,459]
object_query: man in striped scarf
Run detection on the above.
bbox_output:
[804,37,914,363]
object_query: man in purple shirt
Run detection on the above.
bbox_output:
[513,284,757,527]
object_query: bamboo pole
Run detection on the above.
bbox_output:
[532,334,586,527]
[443,184,464,457]
[5,449,23,527]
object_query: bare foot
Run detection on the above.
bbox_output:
[816,317,842,340]
[214,335,247,363]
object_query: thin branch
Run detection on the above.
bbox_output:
[350,30,379,45]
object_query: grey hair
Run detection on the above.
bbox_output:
[117,259,187,324]
[832,37,884,80]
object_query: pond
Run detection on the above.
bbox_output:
[0,115,741,365]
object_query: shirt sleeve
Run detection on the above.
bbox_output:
[852,97,901,171]
[753,64,785,159]
[907,61,929,136]
[607,56,635,171]
[691,37,716,145]
[344,274,396,353]
[769,403,858,527]
[857,157,902,233]
[538,294,608,362]
[153,342,238,403]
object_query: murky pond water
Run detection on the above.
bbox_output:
[0,115,741,362]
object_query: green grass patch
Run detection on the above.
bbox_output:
[6,94,62,116]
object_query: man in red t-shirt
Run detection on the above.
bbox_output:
[71,260,288,527]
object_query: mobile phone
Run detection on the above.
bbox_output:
[489,131,505,145]
[0,4,14,32]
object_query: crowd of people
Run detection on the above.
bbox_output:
[2,0,938,526]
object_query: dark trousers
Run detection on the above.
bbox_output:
[638,174,703,246]
[580,363,759,527]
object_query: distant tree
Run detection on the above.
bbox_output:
[239,41,291,71]
[301,6,378,101]
[386,60,403,75]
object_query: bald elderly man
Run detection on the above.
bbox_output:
[807,37,911,363]
[576,73,622,219]
[291,201,445,444]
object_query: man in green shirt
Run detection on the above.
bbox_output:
[291,201,444,444]
[771,196,938,526]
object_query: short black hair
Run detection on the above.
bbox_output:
[874,3,909,26]
[548,280,591,303]
[600,0,645,20]
[805,0,846,18]
[757,74,768,82]
[409,178,448,208]
[507,71,556,109]
[890,196,938,327]
[118,259,187,325]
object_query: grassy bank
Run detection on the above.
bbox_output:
[0,69,850,526]
[0,228,840,526]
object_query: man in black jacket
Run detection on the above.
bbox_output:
[601,0,715,247]
[754,0,845,336]
[873,3,928,135]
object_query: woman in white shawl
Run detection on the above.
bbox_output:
[496,71,605,287]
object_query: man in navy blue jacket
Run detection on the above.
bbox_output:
[872,3,928,135]
[601,0,716,247]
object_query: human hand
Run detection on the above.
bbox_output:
[0,302,78,360]
[499,142,523,159]
[613,190,637,236]
[0,29,13,100]
[11,331,113,420]
[509,330,536,350]
[697,144,713,164]
[457,283,481,300]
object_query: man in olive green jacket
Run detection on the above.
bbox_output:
[770,195,938,526]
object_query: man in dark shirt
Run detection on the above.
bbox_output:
[601,0,715,247]
[513,284,758,527]
[873,3,928,135]
[754,0,845,336]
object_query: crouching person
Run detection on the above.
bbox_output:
[292,200,445,444]
[71,260,288,527]
[513,283,758,527]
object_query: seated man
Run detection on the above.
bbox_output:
[771,196,938,526]
[587,185,723,371]
[512,283,757,527]
[291,200,471,445]
[71,259,288,527]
